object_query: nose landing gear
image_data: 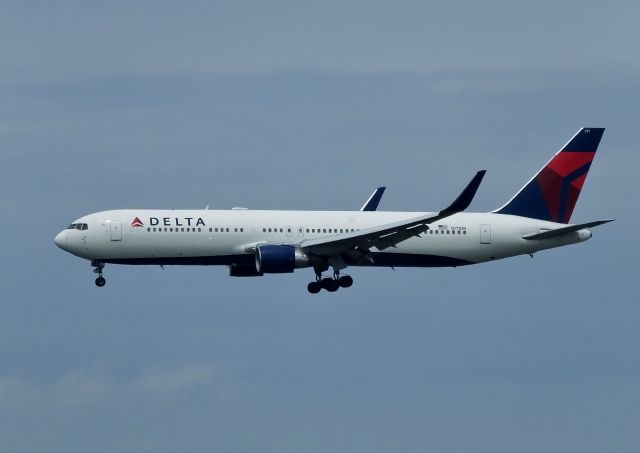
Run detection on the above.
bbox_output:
[307,271,353,294]
[92,260,106,287]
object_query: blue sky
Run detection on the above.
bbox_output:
[1,1,638,452]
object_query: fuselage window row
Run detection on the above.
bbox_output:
[141,226,466,235]
[142,226,371,235]
[145,227,247,233]
[427,230,467,235]
[147,227,203,232]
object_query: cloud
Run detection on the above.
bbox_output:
[129,364,217,398]
[0,363,219,411]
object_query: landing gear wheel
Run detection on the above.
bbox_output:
[322,277,339,292]
[91,260,106,287]
[338,275,353,288]
[307,281,321,294]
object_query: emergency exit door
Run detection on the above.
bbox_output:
[480,224,491,244]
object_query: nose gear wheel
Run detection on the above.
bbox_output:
[91,260,106,287]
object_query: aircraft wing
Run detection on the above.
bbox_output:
[301,171,486,257]
[360,187,386,211]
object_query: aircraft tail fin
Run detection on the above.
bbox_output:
[494,128,605,223]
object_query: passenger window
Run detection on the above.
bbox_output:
[240,228,244,232]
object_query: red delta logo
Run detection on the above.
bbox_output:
[131,217,144,227]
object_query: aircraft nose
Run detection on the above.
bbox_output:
[54,230,67,250]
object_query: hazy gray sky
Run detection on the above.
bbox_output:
[1,1,638,452]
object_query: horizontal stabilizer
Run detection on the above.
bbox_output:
[522,219,614,240]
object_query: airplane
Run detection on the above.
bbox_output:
[54,128,612,294]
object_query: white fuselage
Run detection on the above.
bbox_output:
[54,209,591,269]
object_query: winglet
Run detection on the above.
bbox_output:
[441,170,486,214]
[360,187,386,211]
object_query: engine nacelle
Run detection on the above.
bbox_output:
[255,244,311,274]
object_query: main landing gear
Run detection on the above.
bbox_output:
[92,260,106,287]
[307,272,353,294]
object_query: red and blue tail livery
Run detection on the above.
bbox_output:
[495,128,604,223]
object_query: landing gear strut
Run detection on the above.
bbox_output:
[307,271,353,294]
[92,260,106,287]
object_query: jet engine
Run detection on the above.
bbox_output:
[255,244,311,273]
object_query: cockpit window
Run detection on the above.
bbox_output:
[67,223,88,230]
